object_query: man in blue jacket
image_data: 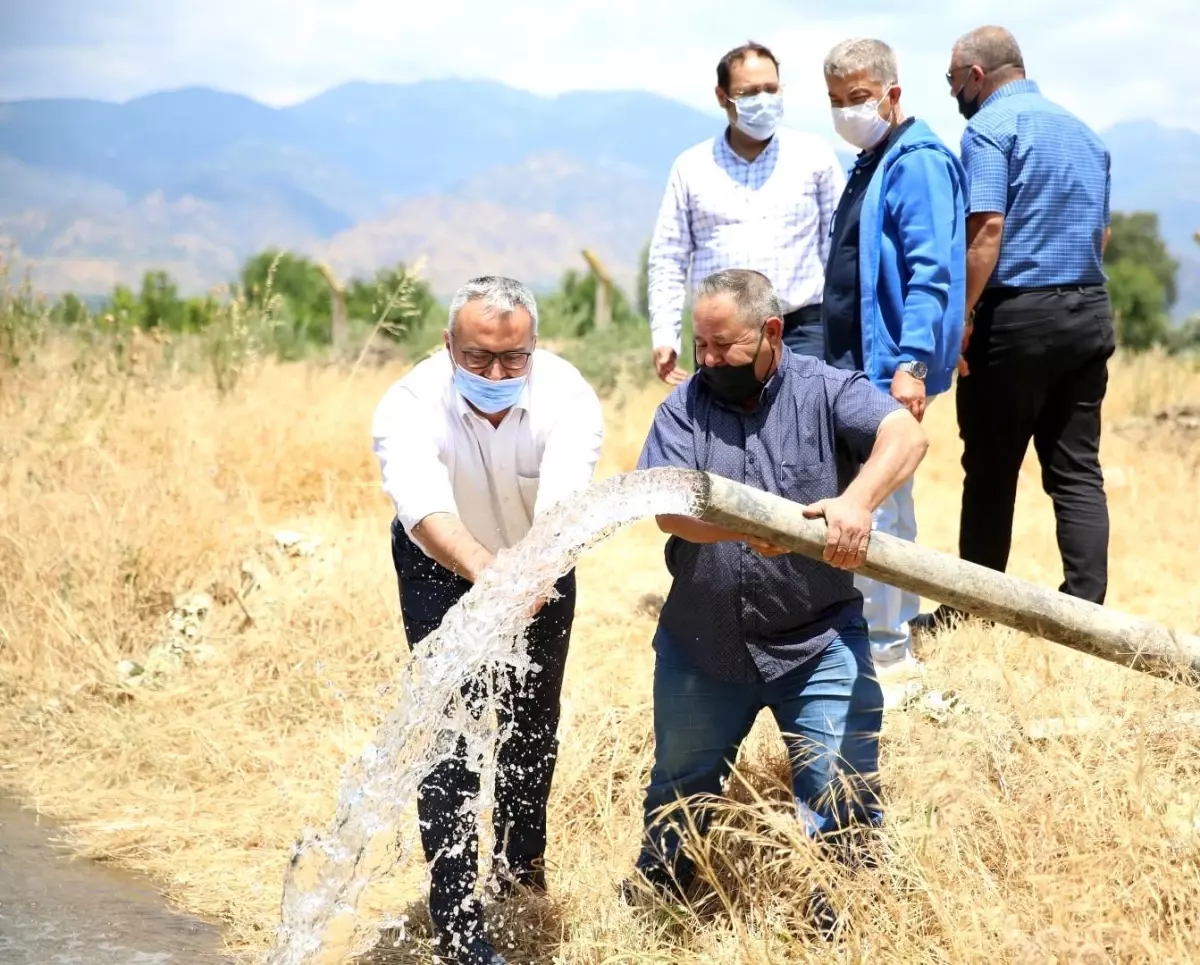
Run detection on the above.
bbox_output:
[821,38,967,674]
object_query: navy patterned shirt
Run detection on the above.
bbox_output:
[636,348,903,683]
[961,79,1111,289]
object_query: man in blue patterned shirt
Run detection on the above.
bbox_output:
[628,268,928,909]
[921,26,1116,631]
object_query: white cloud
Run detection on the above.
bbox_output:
[1,0,1196,150]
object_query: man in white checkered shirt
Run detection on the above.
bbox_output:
[647,41,847,384]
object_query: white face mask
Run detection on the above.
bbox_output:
[731,91,783,141]
[831,89,895,151]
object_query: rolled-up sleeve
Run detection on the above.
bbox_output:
[534,380,605,518]
[647,160,694,355]
[371,383,457,537]
[637,391,698,471]
[829,370,904,462]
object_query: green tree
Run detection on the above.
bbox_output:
[138,269,185,330]
[1103,212,1179,351]
[1106,260,1169,351]
[346,262,440,339]
[635,240,650,319]
[1105,212,1178,310]
[51,292,90,326]
[106,284,141,328]
[1166,315,1200,355]
[539,268,640,337]
[240,250,330,343]
[183,295,221,331]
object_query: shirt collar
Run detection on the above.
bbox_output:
[981,78,1040,111]
[717,126,779,166]
[855,116,916,167]
[762,342,790,402]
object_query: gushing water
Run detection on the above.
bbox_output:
[263,468,704,965]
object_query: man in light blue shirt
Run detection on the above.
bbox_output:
[919,26,1115,633]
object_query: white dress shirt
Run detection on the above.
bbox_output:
[647,126,847,354]
[371,347,605,557]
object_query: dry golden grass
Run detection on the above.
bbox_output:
[2,338,1200,964]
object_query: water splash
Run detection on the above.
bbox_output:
[263,467,704,965]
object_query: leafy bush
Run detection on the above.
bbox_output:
[0,258,48,370]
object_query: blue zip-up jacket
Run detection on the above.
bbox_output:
[859,118,967,398]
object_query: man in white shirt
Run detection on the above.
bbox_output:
[371,275,604,965]
[648,41,847,384]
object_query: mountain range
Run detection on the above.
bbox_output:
[1,81,1198,316]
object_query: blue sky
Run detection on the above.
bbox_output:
[0,0,1193,149]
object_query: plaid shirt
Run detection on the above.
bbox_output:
[647,127,846,354]
[961,79,1111,289]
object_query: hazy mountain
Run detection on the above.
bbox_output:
[0,81,716,296]
[1,82,1197,313]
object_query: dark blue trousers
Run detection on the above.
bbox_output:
[391,519,576,942]
[781,303,825,360]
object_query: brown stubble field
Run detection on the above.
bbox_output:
[2,338,1200,963]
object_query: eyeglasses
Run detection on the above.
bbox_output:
[452,337,534,374]
[729,82,782,98]
[946,61,1017,85]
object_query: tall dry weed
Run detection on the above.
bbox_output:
[1,334,1199,963]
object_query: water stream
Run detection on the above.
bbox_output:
[0,796,231,964]
[263,468,703,964]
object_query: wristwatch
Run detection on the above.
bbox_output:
[897,361,928,380]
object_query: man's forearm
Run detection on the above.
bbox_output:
[843,412,928,513]
[965,214,1004,315]
[656,515,746,544]
[411,512,495,583]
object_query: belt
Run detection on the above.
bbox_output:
[981,283,1106,300]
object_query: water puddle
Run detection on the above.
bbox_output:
[265,467,702,964]
[0,795,231,964]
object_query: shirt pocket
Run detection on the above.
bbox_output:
[516,473,540,516]
[778,461,825,502]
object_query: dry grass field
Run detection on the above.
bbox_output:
[2,335,1200,964]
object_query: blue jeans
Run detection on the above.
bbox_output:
[636,624,884,889]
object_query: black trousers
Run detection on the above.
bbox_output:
[390,519,576,941]
[956,285,1116,604]
[781,303,825,359]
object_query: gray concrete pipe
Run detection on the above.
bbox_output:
[688,471,1200,689]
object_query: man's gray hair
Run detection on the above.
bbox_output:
[695,269,781,329]
[953,25,1025,73]
[823,38,899,86]
[447,275,539,336]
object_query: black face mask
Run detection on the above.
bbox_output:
[954,78,983,120]
[698,324,771,406]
